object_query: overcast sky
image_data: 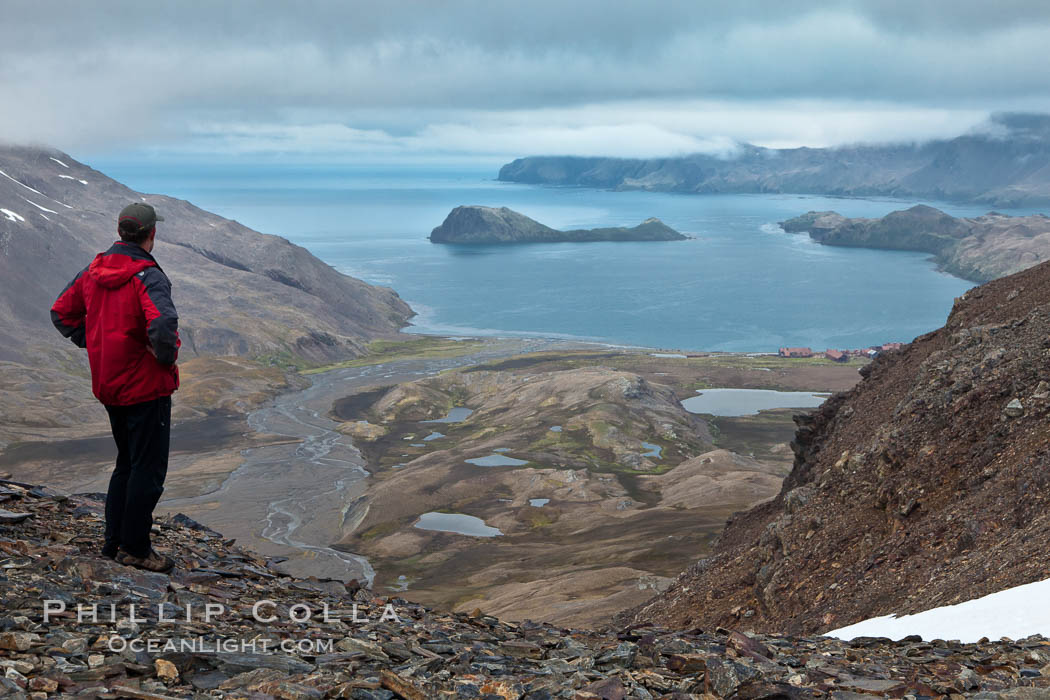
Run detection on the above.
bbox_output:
[5,0,1050,162]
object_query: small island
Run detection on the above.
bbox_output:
[429,205,688,244]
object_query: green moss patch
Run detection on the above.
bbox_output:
[303,336,486,374]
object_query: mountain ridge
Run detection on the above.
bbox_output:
[498,113,1050,207]
[0,145,413,446]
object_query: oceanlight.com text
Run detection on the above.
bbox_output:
[106,637,336,655]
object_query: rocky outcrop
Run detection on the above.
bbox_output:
[0,146,413,445]
[429,206,686,243]
[499,113,1050,207]
[3,480,1050,697]
[627,256,1050,636]
[780,205,1050,283]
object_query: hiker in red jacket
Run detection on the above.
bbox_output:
[51,203,179,573]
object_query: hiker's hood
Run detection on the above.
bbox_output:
[87,242,156,289]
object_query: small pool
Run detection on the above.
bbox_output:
[528,498,550,507]
[414,512,503,537]
[422,407,474,424]
[493,447,511,453]
[423,432,444,441]
[681,388,829,417]
[465,454,530,467]
[640,441,662,459]
[550,426,562,433]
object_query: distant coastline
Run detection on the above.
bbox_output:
[497,113,1050,208]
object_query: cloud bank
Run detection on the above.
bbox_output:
[4,1,1050,159]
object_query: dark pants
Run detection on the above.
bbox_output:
[103,396,171,558]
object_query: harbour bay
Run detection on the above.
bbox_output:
[91,160,1037,351]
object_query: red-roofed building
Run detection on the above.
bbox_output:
[825,349,848,362]
[779,347,813,358]
[880,342,904,352]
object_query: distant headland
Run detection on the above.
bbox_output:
[779,204,1050,283]
[498,113,1050,208]
[429,205,688,244]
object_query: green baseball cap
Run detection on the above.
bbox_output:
[118,202,165,232]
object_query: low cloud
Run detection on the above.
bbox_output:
[3,1,1050,158]
[164,102,994,162]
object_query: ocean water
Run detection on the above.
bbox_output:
[90,160,1039,352]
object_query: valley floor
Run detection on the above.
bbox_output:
[0,335,864,628]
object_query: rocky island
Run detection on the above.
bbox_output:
[779,204,1050,283]
[429,205,687,243]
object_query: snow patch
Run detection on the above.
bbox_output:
[826,576,1050,643]
[49,157,70,168]
[1,208,26,223]
[0,168,46,196]
[57,175,88,185]
[0,168,74,209]
[21,197,57,214]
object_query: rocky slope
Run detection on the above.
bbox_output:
[627,256,1050,636]
[3,481,1050,698]
[0,146,412,446]
[499,113,1050,207]
[429,206,685,243]
[780,205,1050,283]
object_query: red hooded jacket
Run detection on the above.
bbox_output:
[51,241,180,406]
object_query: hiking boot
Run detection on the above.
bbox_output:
[101,543,119,560]
[116,548,175,573]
